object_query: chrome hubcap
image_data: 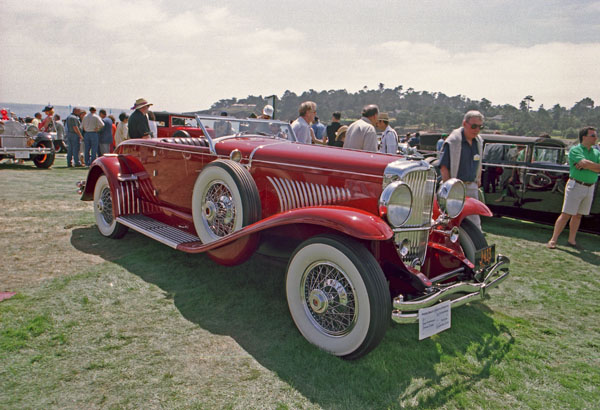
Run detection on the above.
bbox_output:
[308,289,329,314]
[98,187,113,224]
[302,262,356,336]
[202,181,236,237]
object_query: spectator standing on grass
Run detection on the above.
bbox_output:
[439,110,485,230]
[148,110,158,138]
[32,112,42,128]
[114,113,129,147]
[547,127,600,249]
[108,115,117,152]
[39,106,55,132]
[53,114,65,143]
[98,109,113,156]
[326,112,342,147]
[343,104,379,152]
[311,116,327,144]
[408,132,420,148]
[81,106,104,166]
[259,105,274,120]
[290,101,317,144]
[65,107,84,167]
[377,112,398,154]
[436,134,446,154]
[128,98,152,139]
[333,125,348,147]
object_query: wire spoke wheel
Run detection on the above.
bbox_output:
[202,181,236,237]
[286,235,390,359]
[93,175,128,239]
[302,261,357,336]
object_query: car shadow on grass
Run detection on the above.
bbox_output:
[483,216,600,266]
[71,226,514,409]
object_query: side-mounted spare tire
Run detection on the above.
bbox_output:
[192,159,261,244]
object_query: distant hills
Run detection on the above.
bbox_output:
[6,86,599,138]
[203,87,600,138]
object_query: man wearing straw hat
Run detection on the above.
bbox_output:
[377,112,398,154]
[128,98,153,139]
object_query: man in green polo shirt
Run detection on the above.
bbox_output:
[547,127,600,249]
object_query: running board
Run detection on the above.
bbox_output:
[117,214,201,249]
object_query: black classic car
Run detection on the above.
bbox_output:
[480,134,599,234]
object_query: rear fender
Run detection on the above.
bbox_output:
[80,154,152,217]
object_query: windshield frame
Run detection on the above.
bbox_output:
[194,115,296,154]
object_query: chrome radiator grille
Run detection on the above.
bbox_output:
[392,167,437,265]
[402,168,437,228]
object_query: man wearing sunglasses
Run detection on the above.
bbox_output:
[439,110,485,229]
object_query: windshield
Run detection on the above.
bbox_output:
[196,116,295,140]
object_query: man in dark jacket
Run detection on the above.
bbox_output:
[98,109,113,155]
[128,98,153,139]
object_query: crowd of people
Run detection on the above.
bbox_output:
[7,98,599,250]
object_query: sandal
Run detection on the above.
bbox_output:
[546,241,557,249]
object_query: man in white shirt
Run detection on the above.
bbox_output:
[81,106,104,166]
[290,101,317,144]
[377,112,398,154]
[343,104,379,152]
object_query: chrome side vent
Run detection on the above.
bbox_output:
[267,176,351,212]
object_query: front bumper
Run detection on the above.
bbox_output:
[0,146,54,156]
[392,254,510,324]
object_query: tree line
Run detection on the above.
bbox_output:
[205,85,599,139]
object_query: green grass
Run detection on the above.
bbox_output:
[1,157,599,408]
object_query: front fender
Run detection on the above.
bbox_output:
[456,196,492,224]
[179,206,394,254]
[259,206,394,241]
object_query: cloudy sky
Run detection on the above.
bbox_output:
[1,0,599,113]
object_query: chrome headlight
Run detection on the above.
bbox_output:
[26,125,39,138]
[379,181,412,227]
[437,178,465,218]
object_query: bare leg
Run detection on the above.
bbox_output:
[567,214,582,245]
[549,213,572,244]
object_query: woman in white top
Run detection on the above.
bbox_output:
[115,113,129,146]
[148,110,158,138]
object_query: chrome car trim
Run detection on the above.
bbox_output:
[247,141,289,169]
[118,214,200,249]
[391,255,510,324]
[117,174,138,182]
[384,164,436,265]
[383,159,431,188]
[266,176,351,212]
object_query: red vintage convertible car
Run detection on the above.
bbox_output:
[79,115,510,359]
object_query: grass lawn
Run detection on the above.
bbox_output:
[1,157,599,409]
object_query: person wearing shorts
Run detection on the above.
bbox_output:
[547,127,600,249]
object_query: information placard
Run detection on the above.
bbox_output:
[418,300,451,340]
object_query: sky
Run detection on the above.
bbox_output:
[1,0,599,113]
